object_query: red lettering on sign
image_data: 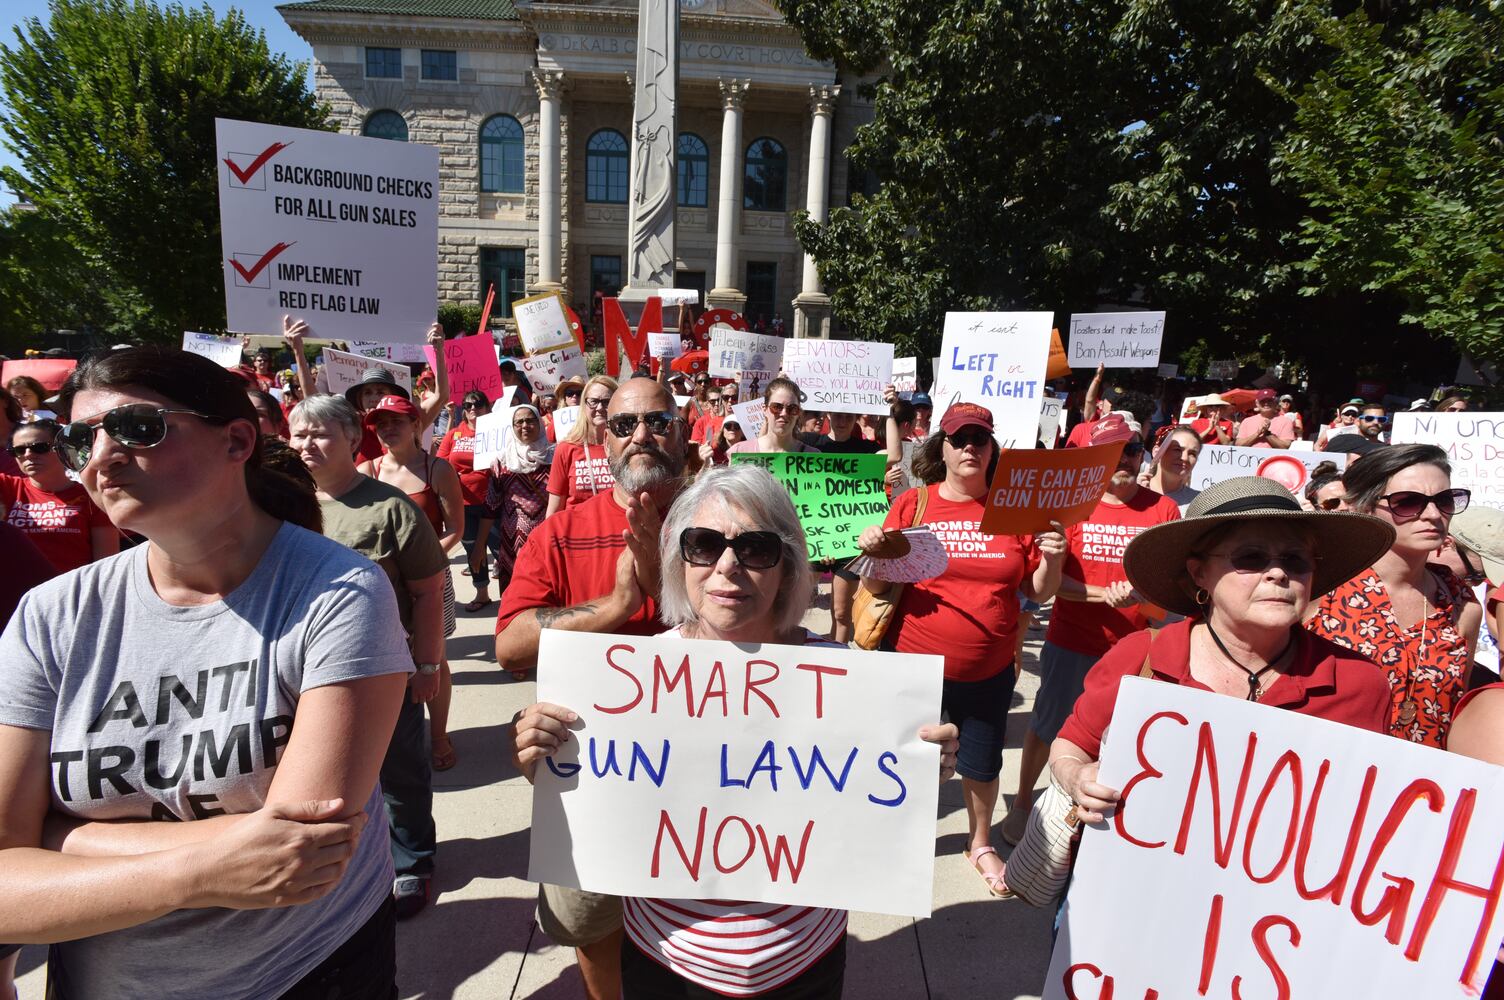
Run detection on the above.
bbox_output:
[795,662,848,719]
[593,643,643,714]
[1406,787,1504,989]
[1242,750,1303,885]
[1351,778,1445,945]
[1174,723,1258,869]
[1294,761,1376,906]
[1114,710,1187,850]
[1232,915,1300,1000]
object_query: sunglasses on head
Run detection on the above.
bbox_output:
[679,527,783,570]
[6,441,54,457]
[56,404,224,472]
[1204,546,1318,576]
[606,411,679,439]
[1377,488,1470,520]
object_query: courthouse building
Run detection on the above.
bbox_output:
[277,0,875,337]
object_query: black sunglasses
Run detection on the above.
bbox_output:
[1316,497,1343,511]
[679,527,783,570]
[606,411,679,439]
[6,441,54,457]
[945,427,992,449]
[1204,546,1318,576]
[57,404,225,472]
[1378,488,1471,521]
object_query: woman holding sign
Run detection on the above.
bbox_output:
[546,375,619,516]
[514,464,959,997]
[1306,444,1482,747]
[1044,478,1393,841]
[855,402,1067,898]
[439,390,500,612]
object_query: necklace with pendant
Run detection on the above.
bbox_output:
[1397,589,1430,727]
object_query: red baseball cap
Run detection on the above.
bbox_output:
[939,402,994,436]
[364,395,421,427]
[1255,388,1278,403]
[1089,413,1136,446]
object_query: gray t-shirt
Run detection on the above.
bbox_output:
[0,521,414,999]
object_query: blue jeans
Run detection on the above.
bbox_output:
[381,696,435,877]
[461,504,500,588]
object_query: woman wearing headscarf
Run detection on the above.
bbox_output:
[476,403,555,603]
[1306,443,1482,747]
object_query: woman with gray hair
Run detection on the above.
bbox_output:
[513,464,959,997]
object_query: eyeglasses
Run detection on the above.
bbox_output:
[766,401,801,416]
[56,404,224,472]
[1316,497,1343,511]
[606,411,679,439]
[1377,488,1471,520]
[513,417,539,427]
[945,427,992,449]
[6,441,54,457]
[1203,547,1318,576]
[679,527,783,570]
[584,397,613,410]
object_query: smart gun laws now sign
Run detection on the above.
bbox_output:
[1046,679,1504,1000]
[216,118,439,343]
[528,630,945,917]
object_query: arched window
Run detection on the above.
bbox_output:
[480,115,524,193]
[586,129,628,204]
[744,137,787,212]
[677,132,708,207]
[362,110,408,142]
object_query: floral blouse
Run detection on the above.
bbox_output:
[1307,565,1475,747]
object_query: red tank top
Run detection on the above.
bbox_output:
[375,454,444,536]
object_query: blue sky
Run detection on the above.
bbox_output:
[1,1,314,206]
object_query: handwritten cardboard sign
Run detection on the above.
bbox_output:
[1392,412,1504,511]
[935,312,1053,445]
[528,629,945,917]
[1192,445,1347,495]
[513,291,577,354]
[216,118,438,343]
[319,346,412,397]
[1047,677,1504,1000]
[1207,358,1239,380]
[648,333,682,360]
[1158,362,1179,378]
[181,331,244,368]
[1039,398,1065,449]
[709,329,784,378]
[980,442,1126,535]
[471,407,513,469]
[424,334,502,407]
[552,404,581,440]
[350,340,430,364]
[518,345,588,395]
[1047,327,1072,380]
[2,358,77,393]
[729,399,767,437]
[780,339,894,416]
[1067,311,1166,369]
[893,357,918,397]
[731,452,888,560]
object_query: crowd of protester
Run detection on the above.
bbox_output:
[0,322,1500,1000]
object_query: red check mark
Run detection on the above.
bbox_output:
[224,141,291,184]
[229,242,296,284]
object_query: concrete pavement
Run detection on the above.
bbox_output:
[15,560,1058,999]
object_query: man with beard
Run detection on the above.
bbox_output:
[495,376,689,1000]
[1000,414,1182,845]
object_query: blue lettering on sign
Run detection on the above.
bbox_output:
[866,751,908,807]
[788,745,858,791]
[546,738,671,786]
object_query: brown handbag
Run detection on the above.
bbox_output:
[850,486,929,650]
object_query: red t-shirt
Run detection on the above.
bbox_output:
[1046,487,1182,658]
[0,475,111,573]
[495,489,659,637]
[437,423,491,506]
[355,424,385,465]
[1063,417,1102,449]
[691,411,724,445]
[1488,584,1501,613]
[1057,618,1389,760]
[1189,417,1234,444]
[547,440,615,507]
[882,485,1041,682]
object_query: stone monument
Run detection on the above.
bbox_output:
[621,0,679,300]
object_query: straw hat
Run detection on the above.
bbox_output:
[1123,476,1395,615]
[1197,393,1231,408]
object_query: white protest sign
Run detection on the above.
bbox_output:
[512,291,578,354]
[216,118,438,343]
[552,404,581,440]
[738,369,777,403]
[893,357,918,397]
[936,312,1053,445]
[529,630,945,917]
[350,340,430,364]
[709,329,784,378]
[1208,358,1239,380]
[656,288,700,306]
[1191,445,1347,495]
[1039,397,1065,449]
[1067,312,1166,369]
[729,399,767,437]
[648,333,682,360]
[519,345,588,395]
[781,339,894,415]
[320,346,412,397]
[1047,677,1504,1000]
[471,408,511,470]
[1391,412,1504,510]
[1157,362,1179,378]
[182,331,244,368]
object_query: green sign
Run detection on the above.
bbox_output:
[731,452,890,561]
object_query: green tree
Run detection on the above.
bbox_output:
[0,0,330,342]
[1274,2,1504,366]
[0,204,110,353]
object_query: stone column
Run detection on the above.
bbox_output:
[793,84,839,339]
[707,78,750,314]
[530,69,565,293]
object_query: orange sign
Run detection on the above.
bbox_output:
[979,441,1126,535]
[1046,327,1072,380]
